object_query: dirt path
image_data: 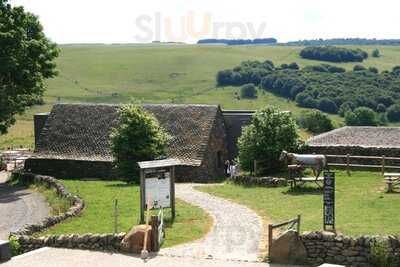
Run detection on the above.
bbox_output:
[0,171,50,239]
[161,183,265,262]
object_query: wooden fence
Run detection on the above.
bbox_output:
[326,154,400,175]
[268,215,301,256]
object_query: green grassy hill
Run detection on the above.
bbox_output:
[2,44,400,148]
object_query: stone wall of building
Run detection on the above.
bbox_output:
[24,158,118,179]
[300,231,400,267]
[34,113,49,148]
[222,110,254,159]
[201,109,230,181]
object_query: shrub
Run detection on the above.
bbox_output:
[110,104,170,183]
[353,65,367,71]
[369,67,379,74]
[240,83,258,99]
[387,104,400,122]
[9,236,21,256]
[288,62,300,70]
[237,107,299,173]
[372,49,380,58]
[298,110,334,134]
[369,240,400,267]
[345,107,379,126]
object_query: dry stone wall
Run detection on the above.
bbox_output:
[301,231,400,267]
[11,172,84,236]
[16,233,126,254]
[230,175,287,187]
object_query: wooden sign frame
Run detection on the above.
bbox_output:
[138,159,178,224]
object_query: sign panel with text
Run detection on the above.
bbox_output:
[323,171,335,230]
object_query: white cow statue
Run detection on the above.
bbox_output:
[279,150,327,178]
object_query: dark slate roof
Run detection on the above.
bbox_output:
[307,126,400,148]
[33,103,220,165]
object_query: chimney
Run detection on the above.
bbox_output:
[34,113,49,149]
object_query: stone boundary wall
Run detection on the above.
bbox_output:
[300,231,400,267]
[230,175,287,187]
[11,172,85,236]
[16,233,126,254]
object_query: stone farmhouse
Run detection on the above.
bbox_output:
[25,103,254,182]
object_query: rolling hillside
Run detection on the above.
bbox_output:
[2,44,400,148]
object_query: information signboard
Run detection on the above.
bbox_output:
[144,169,171,209]
[323,171,335,230]
[138,159,178,224]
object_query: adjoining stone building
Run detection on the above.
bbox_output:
[306,126,400,165]
[26,103,254,182]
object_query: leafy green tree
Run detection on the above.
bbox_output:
[368,67,379,74]
[339,101,355,117]
[387,104,400,122]
[372,49,380,58]
[318,98,338,113]
[240,83,257,99]
[353,65,366,71]
[288,62,299,70]
[0,0,59,134]
[110,104,170,182]
[345,107,379,126]
[298,110,334,134]
[237,107,299,173]
[216,70,233,86]
[376,103,387,113]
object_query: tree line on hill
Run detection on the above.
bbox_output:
[300,46,369,62]
[284,38,400,46]
[216,60,400,125]
[197,38,277,45]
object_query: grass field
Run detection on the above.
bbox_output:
[2,44,400,148]
[37,179,212,248]
[197,170,400,236]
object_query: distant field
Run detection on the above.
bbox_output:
[2,44,400,148]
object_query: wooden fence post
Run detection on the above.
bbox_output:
[150,215,159,252]
[297,214,301,234]
[382,155,386,175]
[268,224,273,256]
[346,154,351,176]
[254,160,257,176]
[114,199,119,234]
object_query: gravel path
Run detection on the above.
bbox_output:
[0,171,50,239]
[161,183,264,262]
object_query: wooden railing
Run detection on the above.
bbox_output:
[268,215,301,256]
[326,154,400,175]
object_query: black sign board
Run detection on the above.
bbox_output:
[323,171,335,230]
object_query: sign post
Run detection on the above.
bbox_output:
[323,171,335,231]
[138,159,179,224]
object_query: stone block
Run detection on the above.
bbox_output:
[0,240,11,262]
[269,230,308,265]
